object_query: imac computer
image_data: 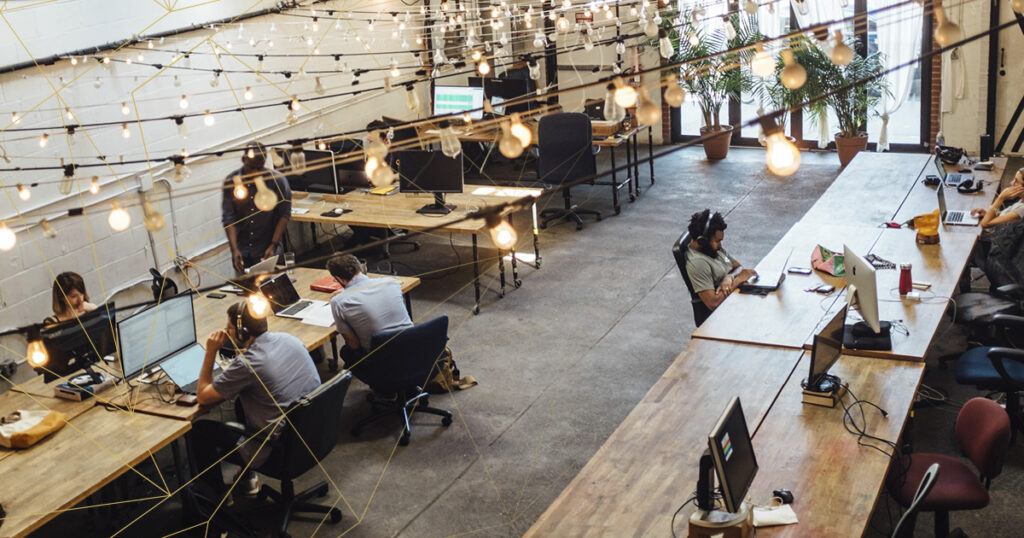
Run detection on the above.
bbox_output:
[39,302,117,383]
[695,397,758,520]
[804,305,848,393]
[116,292,197,381]
[394,150,464,215]
[330,138,372,192]
[433,86,485,119]
[284,149,339,194]
[468,77,535,115]
[843,244,892,350]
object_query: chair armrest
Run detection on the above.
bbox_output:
[992,314,1024,330]
[994,284,1024,300]
[987,347,1024,390]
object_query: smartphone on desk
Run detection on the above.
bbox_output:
[787,266,812,275]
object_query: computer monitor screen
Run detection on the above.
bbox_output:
[707,396,758,514]
[330,138,373,190]
[259,273,301,313]
[469,77,535,114]
[39,302,117,383]
[395,151,464,195]
[433,86,484,119]
[932,153,948,182]
[285,149,338,194]
[843,244,882,334]
[117,293,196,380]
[806,305,848,392]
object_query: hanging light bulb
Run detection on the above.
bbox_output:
[10,112,19,124]
[613,78,638,108]
[636,87,661,126]
[246,292,270,319]
[253,178,278,211]
[26,328,48,367]
[389,58,401,78]
[70,56,78,66]
[203,110,215,127]
[121,102,130,115]
[65,107,74,120]
[1014,0,1024,14]
[89,176,100,194]
[290,95,301,111]
[658,30,673,59]
[40,218,57,239]
[477,58,491,75]
[616,40,626,55]
[498,121,524,158]
[92,76,102,89]
[209,71,221,88]
[688,32,700,47]
[780,50,807,90]
[723,17,737,40]
[242,87,253,102]
[173,160,191,183]
[108,201,131,231]
[179,94,188,109]
[933,7,962,47]
[830,31,854,66]
[364,155,380,175]
[440,125,462,158]
[314,77,325,95]
[172,75,181,87]
[175,116,189,138]
[762,119,801,176]
[603,84,626,122]
[0,221,14,251]
[528,62,540,80]
[751,44,776,78]
[142,199,165,231]
[486,214,517,250]
[59,163,74,195]
[17,183,30,201]
[405,84,420,111]
[285,110,297,125]
[289,143,307,174]
[38,133,49,148]
[743,0,759,14]
[509,114,532,147]
[644,20,659,38]
[316,140,327,151]
[121,123,131,138]
[664,74,686,108]
[311,17,320,32]
[370,164,396,187]
[232,175,249,199]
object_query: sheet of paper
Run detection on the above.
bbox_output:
[300,302,335,327]
[291,207,310,215]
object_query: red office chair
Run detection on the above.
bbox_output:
[887,397,1011,538]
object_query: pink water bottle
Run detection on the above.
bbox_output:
[899,263,913,295]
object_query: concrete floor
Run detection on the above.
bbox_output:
[33,148,1024,537]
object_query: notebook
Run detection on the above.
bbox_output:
[937,183,979,226]
[310,274,342,293]
[258,273,327,319]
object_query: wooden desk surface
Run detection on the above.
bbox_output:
[693,222,881,349]
[893,157,1006,229]
[0,406,189,537]
[749,354,924,537]
[0,391,95,462]
[291,187,541,236]
[524,340,803,537]
[801,153,931,227]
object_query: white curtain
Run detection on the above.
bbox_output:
[874,0,922,151]
[790,0,847,148]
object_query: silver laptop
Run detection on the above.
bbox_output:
[937,183,979,226]
[245,256,279,275]
[258,272,328,319]
[739,248,794,293]
[934,154,972,187]
[160,344,219,394]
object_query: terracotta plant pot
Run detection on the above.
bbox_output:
[834,132,868,167]
[700,125,734,160]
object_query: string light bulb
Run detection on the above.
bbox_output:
[17,184,30,201]
[108,201,131,232]
[59,163,74,195]
[142,199,165,232]
[290,95,301,111]
[440,125,462,158]
[498,121,524,158]
[1014,0,1024,14]
[289,143,307,173]
[0,221,14,251]
[743,0,759,14]
[603,84,626,122]
[663,74,686,107]
[89,176,100,194]
[179,94,188,109]
[65,107,74,120]
[203,110,215,126]
[933,7,962,47]
[121,102,130,115]
[253,178,278,211]
[364,155,380,175]
[751,44,775,78]
[93,77,102,89]
[232,175,248,199]
[780,50,807,90]
[26,328,48,367]
[311,17,320,32]
[39,134,49,148]
[70,56,78,66]
[40,218,57,239]
[477,58,491,75]
[762,119,800,176]
[612,78,638,108]
[246,292,270,319]
[173,75,181,87]
[244,86,253,100]
[370,164,396,187]
[172,160,191,183]
[636,87,661,126]
[509,114,532,147]
[658,30,673,59]
[830,31,854,66]
[723,17,737,40]
[487,214,517,250]
[405,84,420,111]
[122,123,130,138]
[314,77,325,95]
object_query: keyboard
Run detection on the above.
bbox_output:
[279,300,312,317]
[947,211,964,223]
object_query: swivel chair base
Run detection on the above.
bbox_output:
[257,480,342,538]
[352,388,453,446]
[540,206,601,231]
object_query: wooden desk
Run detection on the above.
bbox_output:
[693,222,881,349]
[0,406,189,537]
[0,391,95,462]
[524,340,803,537]
[801,153,931,227]
[292,188,540,314]
[749,354,924,537]
[893,157,1006,229]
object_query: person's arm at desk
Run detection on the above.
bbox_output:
[197,331,228,407]
[971,185,1024,228]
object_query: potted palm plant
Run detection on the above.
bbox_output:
[676,13,759,160]
[791,36,889,166]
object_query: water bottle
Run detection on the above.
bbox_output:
[899,263,913,296]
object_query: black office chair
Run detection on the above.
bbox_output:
[954,315,1024,440]
[350,315,453,446]
[254,372,352,537]
[537,112,601,231]
[672,230,713,327]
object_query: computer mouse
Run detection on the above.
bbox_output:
[333,207,345,215]
[772,488,794,504]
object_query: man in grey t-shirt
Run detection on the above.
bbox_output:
[684,209,757,326]
[326,254,413,374]
[192,301,321,494]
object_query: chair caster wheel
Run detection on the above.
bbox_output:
[329,508,343,523]
[399,433,410,446]
[442,416,453,427]
[614,206,621,215]
[514,280,522,288]
[629,194,636,202]
[473,305,480,315]
[575,223,583,231]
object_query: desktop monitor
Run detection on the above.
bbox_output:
[394,150,464,215]
[117,292,196,380]
[805,305,848,392]
[699,396,758,514]
[469,77,535,114]
[285,149,339,194]
[433,86,484,119]
[330,138,373,191]
[39,302,117,383]
[843,244,883,334]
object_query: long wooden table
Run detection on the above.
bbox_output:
[801,153,931,227]
[893,157,1008,227]
[292,187,540,314]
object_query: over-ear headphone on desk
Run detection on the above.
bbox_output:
[957,179,983,194]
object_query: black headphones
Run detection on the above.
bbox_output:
[234,301,250,342]
[696,210,716,256]
[957,179,983,194]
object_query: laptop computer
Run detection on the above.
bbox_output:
[739,248,794,294]
[245,256,279,275]
[933,153,972,187]
[159,344,218,394]
[937,183,979,226]
[258,272,328,319]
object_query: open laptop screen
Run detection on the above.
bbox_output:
[258,273,301,313]
[117,293,196,379]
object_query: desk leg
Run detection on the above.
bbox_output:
[472,234,480,315]
[329,336,339,372]
[511,248,521,288]
[648,126,655,185]
[498,248,506,298]
[532,202,542,268]
[632,131,641,198]
[609,147,621,215]
[310,222,318,248]
[627,136,637,201]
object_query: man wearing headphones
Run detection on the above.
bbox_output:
[191,301,320,495]
[685,209,757,323]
